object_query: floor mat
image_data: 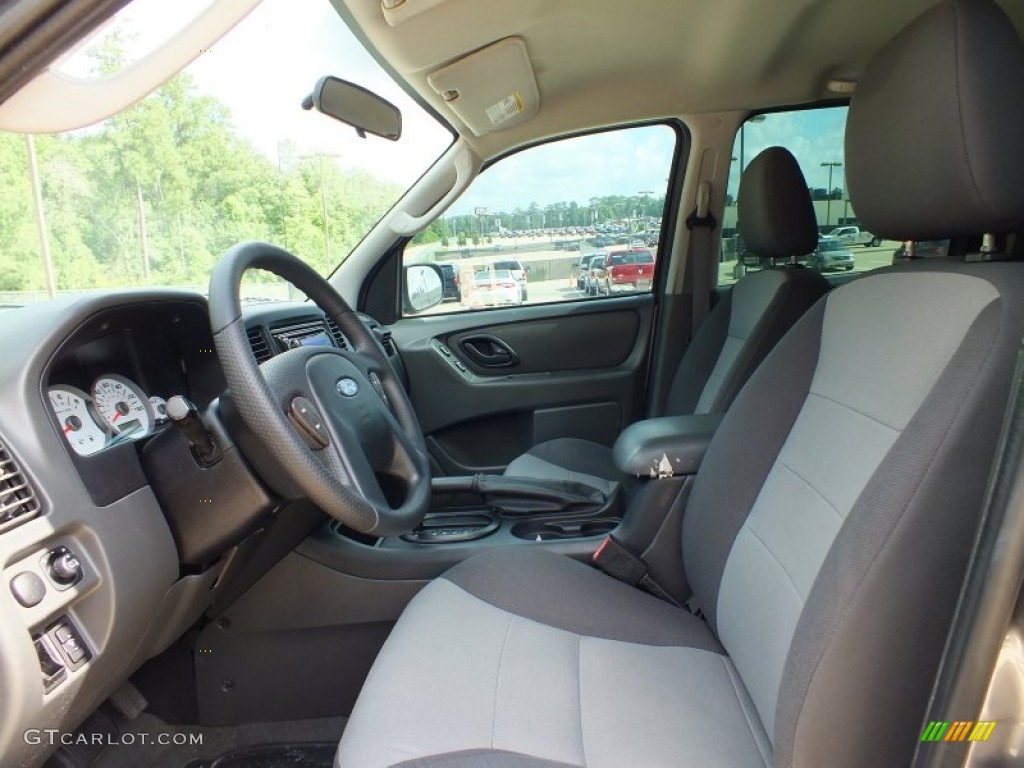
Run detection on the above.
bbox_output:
[87,713,345,768]
[185,742,337,768]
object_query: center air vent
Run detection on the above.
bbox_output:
[324,317,350,350]
[0,439,40,534]
[247,326,272,363]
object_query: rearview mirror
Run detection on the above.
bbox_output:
[403,265,444,314]
[302,76,402,141]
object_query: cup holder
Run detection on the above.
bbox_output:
[510,517,620,542]
[400,512,499,544]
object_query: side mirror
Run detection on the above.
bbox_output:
[302,76,402,141]
[403,264,444,314]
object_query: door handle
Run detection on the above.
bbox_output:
[459,335,520,368]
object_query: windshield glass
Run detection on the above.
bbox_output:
[0,0,453,305]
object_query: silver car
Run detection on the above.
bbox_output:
[809,236,855,272]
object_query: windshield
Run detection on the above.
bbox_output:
[0,0,452,305]
[818,239,845,252]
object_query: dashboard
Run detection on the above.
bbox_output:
[0,289,395,768]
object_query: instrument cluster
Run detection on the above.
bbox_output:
[48,375,169,457]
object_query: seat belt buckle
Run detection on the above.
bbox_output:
[591,535,648,586]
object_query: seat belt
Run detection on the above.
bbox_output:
[591,534,682,607]
[685,178,717,332]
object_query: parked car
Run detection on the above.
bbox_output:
[491,259,528,301]
[472,269,522,307]
[891,239,950,264]
[809,236,855,272]
[582,254,606,296]
[574,251,602,290]
[826,225,882,248]
[434,262,461,302]
[591,248,656,293]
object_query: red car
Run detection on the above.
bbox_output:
[592,248,656,294]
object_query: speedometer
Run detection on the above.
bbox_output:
[91,375,154,439]
[48,386,108,456]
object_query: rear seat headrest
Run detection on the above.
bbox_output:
[846,0,1024,241]
[738,147,818,260]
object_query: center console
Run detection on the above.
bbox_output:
[300,412,725,586]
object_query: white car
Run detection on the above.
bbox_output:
[471,269,522,307]
[826,225,882,248]
[491,259,528,300]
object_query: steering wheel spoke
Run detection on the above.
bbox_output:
[209,241,430,536]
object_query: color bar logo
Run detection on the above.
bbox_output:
[920,721,996,743]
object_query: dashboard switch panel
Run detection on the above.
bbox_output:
[47,616,90,670]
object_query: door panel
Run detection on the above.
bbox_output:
[391,295,653,474]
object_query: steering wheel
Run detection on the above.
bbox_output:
[208,241,430,536]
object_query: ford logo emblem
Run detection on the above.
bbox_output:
[337,378,359,397]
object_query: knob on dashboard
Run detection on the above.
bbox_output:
[48,550,82,585]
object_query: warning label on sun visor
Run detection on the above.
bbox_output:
[485,93,524,126]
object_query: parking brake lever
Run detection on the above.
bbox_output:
[166,395,221,465]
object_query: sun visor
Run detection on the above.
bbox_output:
[381,0,449,27]
[427,37,539,136]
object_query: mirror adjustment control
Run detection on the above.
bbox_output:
[50,552,80,583]
[42,546,82,590]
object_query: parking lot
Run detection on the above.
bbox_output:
[717,241,900,286]
[417,240,901,316]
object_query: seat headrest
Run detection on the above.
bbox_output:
[846,0,1024,240]
[738,147,818,260]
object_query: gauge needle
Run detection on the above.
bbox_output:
[112,411,121,423]
[63,424,73,434]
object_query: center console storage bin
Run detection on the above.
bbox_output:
[612,412,724,478]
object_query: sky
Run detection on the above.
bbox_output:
[57,0,454,187]
[728,107,849,196]
[54,0,850,215]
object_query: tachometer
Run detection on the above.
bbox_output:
[48,386,108,456]
[91,375,154,439]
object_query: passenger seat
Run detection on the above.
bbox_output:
[503,147,831,494]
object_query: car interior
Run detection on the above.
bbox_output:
[2,0,1024,767]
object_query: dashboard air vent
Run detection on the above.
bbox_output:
[247,326,272,363]
[0,439,40,534]
[377,330,396,356]
[324,317,350,350]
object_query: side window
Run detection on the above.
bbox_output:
[403,124,677,314]
[718,107,903,286]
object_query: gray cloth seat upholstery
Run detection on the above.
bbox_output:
[337,1,1024,766]
[503,147,829,494]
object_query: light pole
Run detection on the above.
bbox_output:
[25,135,56,298]
[820,161,843,230]
[637,190,654,224]
[300,152,341,273]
